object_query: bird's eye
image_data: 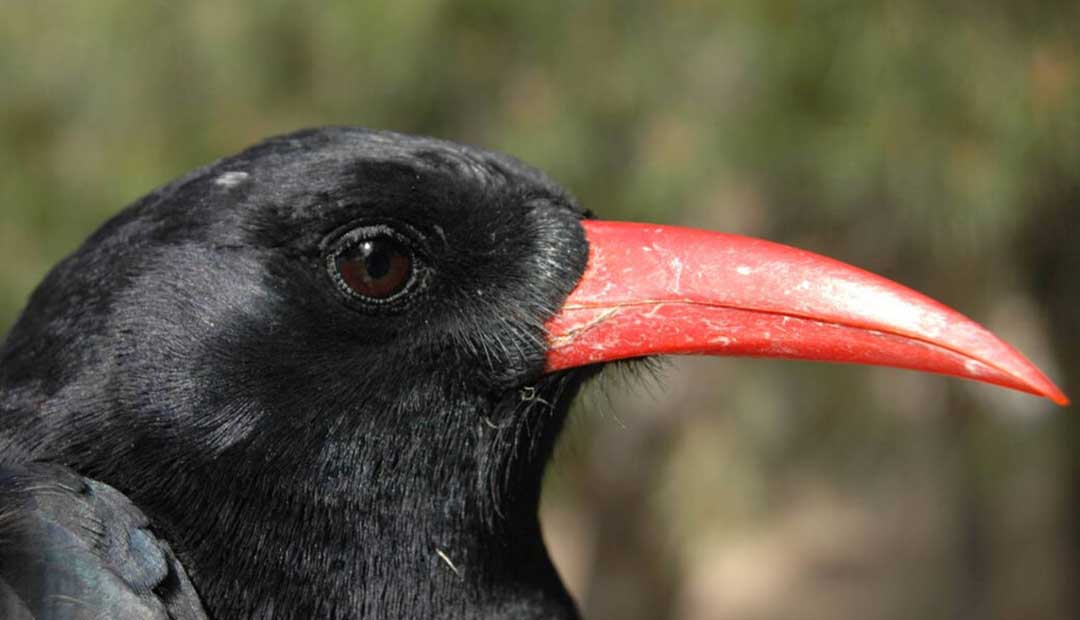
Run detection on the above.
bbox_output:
[330,234,414,302]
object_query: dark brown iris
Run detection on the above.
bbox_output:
[335,236,412,300]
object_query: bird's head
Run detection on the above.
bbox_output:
[1,128,600,519]
[0,127,1065,618]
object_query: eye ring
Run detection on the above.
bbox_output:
[325,225,421,307]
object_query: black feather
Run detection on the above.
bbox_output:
[0,128,596,618]
[0,462,206,619]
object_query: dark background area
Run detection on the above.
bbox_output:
[2,2,1077,618]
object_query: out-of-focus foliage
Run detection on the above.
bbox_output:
[2,2,1077,618]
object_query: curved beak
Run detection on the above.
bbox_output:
[546,221,1068,406]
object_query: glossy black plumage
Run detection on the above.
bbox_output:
[0,463,205,619]
[0,128,594,619]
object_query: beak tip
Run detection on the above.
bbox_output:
[1018,367,1069,407]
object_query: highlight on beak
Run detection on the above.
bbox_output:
[545,221,1068,406]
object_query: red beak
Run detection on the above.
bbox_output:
[546,221,1068,406]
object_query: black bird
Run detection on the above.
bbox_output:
[0,127,1066,619]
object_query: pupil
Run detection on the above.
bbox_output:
[363,241,391,280]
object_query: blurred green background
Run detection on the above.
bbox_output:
[2,2,1078,618]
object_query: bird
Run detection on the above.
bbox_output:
[0,127,1066,619]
